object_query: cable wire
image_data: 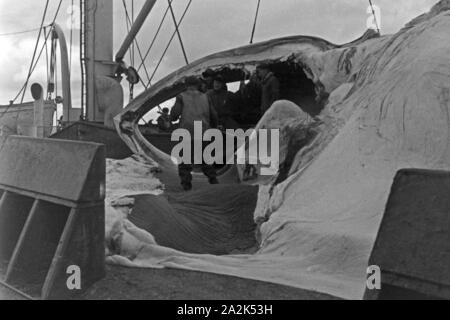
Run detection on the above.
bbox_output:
[168,0,189,65]
[69,0,74,75]
[136,1,172,74]
[19,0,51,104]
[122,0,151,87]
[0,27,45,37]
[17,0,63,104]
[250,0,261,44]
[148,0,192,85]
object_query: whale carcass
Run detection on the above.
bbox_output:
[111,1,450,300]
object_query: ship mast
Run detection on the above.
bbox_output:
[81,0,115,123]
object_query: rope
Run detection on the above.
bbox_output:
[123,1,135,102]
[0,27,44,37]
[123,0,134,69]
[80,0,86,118]
[0,281,34,301]
[131,0,135,67]
[368,0,380,34]
[250,0,261,44]
[168,0,189,65]
[69,0,74,75]
[44,27,49,98]
[19,0,51,105]
[1,0,63,122]
[13,0,63,105]
[136,1,172,74]
[148,0,193,85]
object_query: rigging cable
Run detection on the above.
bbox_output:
[16,0,63,127]
[250,0,261,44]
[11,0,63,105]
[69,0,74,75]
[19,0,50,104]
[0,27,44,37]
[1,0,63,123]
[44,27,50,99]
[136,1,172,75]
[54,44,58,103]
[123,1,134,101]
[168,0,189,65]
[368,0,381,34]
[148,0,193,85]
[122,0,151,87]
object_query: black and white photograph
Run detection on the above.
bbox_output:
[0,0,449,306]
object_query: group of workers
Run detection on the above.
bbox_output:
[156,63,280,191]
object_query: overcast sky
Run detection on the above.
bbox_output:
[0,0,438,109]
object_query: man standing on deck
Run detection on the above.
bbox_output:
[256,64,280,116]
[157,108,172,132]
[170,76,220,191]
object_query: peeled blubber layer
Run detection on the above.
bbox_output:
[129,184,258,255]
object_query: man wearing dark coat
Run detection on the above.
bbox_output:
[256,64,280,115]
[207,75,239,130]
[170,76,219,191]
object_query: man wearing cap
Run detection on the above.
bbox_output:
[156,107,172,132]
[170,76,220,191]
[256,64,280,116]
[207,75,239,130]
